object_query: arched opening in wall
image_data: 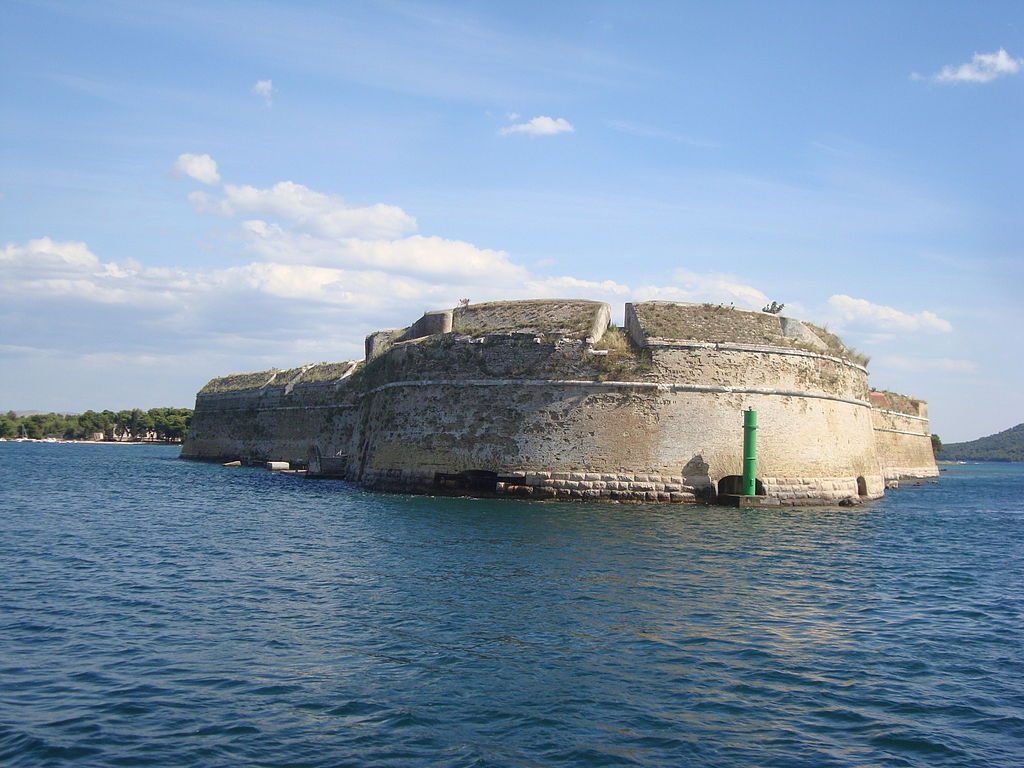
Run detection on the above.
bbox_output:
[717,475,765,496]
[856,476,868,497]
[434,469,499,493]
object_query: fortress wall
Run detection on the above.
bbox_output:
[870,393,938,480]
[351,337,884,503]
[638,344,881,499]
[182,370,361,467]
[182,300,922,505]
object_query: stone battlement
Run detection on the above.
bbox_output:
[183,299,938,504]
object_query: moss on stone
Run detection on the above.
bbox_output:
[297,362,356,384]
[452,299,603,339]
[870,389,922,415]
[199,369,278,394]
[636,302,785,345]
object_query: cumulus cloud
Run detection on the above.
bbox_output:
[826,294,951,333]
[1,237,133,304]
[920,48,1023,84]
[9,159,901,380]
[252,79,274,106]
[500,116,574,137]
[636,270,770,309]
[239,221,524,281]
[0,236,783,370]
[194,181,417,240]
[173,153,221,185]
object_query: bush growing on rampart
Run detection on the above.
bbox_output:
[590,326,653,380]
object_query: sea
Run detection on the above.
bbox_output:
[1,443,1022,767]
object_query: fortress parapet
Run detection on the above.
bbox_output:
[870,390,939,481]
[183,299,937,505]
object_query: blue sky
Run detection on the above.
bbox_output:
[1,0,1021,441]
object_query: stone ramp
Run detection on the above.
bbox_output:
[198,361,359,395]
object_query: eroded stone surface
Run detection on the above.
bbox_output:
[183,299,938,504]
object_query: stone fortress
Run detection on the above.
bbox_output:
[182,299,939,505]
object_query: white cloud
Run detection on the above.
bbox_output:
[0,237,197,307]
[873,356,977,374]
[252,79,274,106]
[197,181,417,240]
[521,275,631,304]
[635,270,770,309]
[500,115,574,137]
[239,221,524,281]
[0,234,788,368]
[924,48,1023,84]
[1,237,101,273]
[18,163,954,382]
[173,153,221,185]
[826,294,951,333]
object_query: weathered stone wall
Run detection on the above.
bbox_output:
[870,391,939,480]
[182,299,938,505]
[343,310,885,503]
[182,362,361,467]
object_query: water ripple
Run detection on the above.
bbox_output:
[1,445,1023,766]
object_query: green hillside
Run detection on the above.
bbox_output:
[939,423,1024,462]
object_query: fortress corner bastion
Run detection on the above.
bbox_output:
[182,299,938,505]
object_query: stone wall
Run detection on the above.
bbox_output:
[870,391,939,480]
[183,299,938,505]
[181,362,361,468]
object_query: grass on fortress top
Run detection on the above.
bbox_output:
[870,389,925,416]
[297,361,358,385]
[452,299,605,339]
[199,361,359,394]
[199,369,278,395]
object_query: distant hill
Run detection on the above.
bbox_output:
[940,423,1024,462]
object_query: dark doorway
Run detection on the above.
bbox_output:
[434,469,499,493]
[856,476,868,497]
[717,475,765,496]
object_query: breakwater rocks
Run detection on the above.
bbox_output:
[182,299,938,505]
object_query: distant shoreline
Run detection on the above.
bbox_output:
[937,458,1022,464]
[0,439,181,446]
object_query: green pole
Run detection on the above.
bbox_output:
[742,408,758,496]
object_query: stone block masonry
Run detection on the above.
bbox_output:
[183,300,937,506]
[869,391,939,480]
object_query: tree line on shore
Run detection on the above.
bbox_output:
[0,408,193,442]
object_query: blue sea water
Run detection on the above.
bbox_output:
[1,444,1022,767]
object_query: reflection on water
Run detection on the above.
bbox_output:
[1,445,1022,767]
